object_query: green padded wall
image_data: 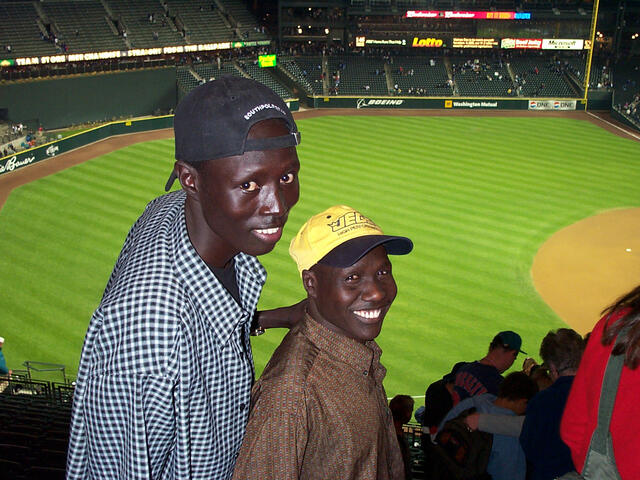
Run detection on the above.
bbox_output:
[0,67,177,129]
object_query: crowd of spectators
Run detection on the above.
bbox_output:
[411,289,640,480]
[620,92,640,124]
[0,125,43,159]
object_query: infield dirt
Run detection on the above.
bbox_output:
[1,109,638,334]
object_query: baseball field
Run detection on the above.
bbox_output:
[1,111,639,404]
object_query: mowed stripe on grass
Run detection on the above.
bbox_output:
[1,116,638,402]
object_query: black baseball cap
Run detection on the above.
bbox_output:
[166,76,301,191]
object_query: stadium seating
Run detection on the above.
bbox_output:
[193,61,243,82]
[40,1,124,54]
[327,54,389,95]
[176,65,200,92]
[509,56,576,97]
[178,59,292,100]
[237,61,292,99]
[613,60,640,108]
[165,0,233,44]
[0,380,72,480]
[391,56,453,96]
[282,56,325,95]
[217,0,269,42]
[0,3,57,59]
[452,56,513,96]
[105,0,184,49]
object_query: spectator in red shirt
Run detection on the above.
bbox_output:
[560,284,640,479]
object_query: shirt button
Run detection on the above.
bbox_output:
[363,371,368,376]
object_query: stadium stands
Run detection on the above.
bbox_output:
[40,1,124,54]
[452,56,513,96]
[105,0,184,49]
[509,55,576,97]
[327,54,389,95]
[391,56,453,96]
[0,378,72,480]
[237,61,292,98]
[165,0,233,44]
[0,3,57,59]
[281,56,325,95]
[193,60,243,82]
[278,56,323,95]
[218,0,269,42]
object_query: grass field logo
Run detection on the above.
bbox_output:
[357,99,404,109]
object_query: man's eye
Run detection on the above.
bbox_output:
[378,269,390,276]
[240,181,259,192]
[345,274,359,282]
[281,173,295,184]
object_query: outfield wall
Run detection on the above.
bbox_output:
[0,116,172,177]
[309,96,586,111]
[0,68,177,130]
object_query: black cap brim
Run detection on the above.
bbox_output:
[318,235,413,268]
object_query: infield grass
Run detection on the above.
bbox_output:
[1,115,639,406]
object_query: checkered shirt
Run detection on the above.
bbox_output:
[66,190,266,480]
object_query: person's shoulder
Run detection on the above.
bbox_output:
[473,393,497,409]
[256,327,322,403]
[459,361,498,376]
[531,376,574,407]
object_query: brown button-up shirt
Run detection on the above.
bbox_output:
[232,314,405,479]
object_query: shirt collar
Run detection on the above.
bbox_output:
[172,194,267,346]
[301,313,386,382]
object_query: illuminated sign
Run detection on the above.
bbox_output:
[452,38,498,48]
[355,37,407,46]
[405,10,530,19]
[0,59,16,67]
[412,37,444,47]
[258,54,276,67]
[367,38,407,46]
[541,39,584,50]
[501,38,542,49]
[12,41,271,66]
[502,38,586,50]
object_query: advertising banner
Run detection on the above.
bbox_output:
[411,37,446,47]
[13,40,271,66]
[452,38,498,48]
[501,38,543,49]
[405,10,530,19]
[356,98,406,109]
[0,116,174,176]
[528,100,577,110]
[444,100,499,109]
[541,39,584,50]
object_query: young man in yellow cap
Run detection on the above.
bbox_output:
[232,205,413,480]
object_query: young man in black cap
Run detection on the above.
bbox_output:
[453,330,527,403]
[232,205,413,479]
[67,77,303,480]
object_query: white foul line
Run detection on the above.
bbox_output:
[586,111,640,141]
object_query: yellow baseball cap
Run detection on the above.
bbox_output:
[289,205,413,274]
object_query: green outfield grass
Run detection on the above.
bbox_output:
[1,115,639,406]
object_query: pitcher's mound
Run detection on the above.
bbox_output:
[532,208,640,335]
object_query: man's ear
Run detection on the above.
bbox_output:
[301,269,318,298]
[174,160,199,197]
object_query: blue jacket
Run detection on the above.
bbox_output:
[520,375,575,480]
[0,348,8,374]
